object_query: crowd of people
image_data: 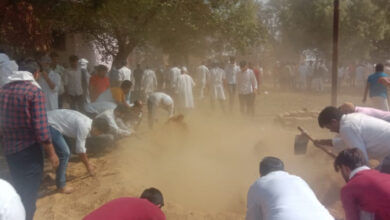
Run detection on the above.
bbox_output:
[0,50,390,220]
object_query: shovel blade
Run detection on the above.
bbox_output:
[294,134,309,155]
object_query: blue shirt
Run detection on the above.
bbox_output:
[367,72,388,98]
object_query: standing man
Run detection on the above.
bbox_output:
[363,63,389,111]
[237,61,258,116]
[225,57,240,112]
[49,52,66,108]
[132,64,143,102]
[197,61,209,100]
[141,66,158,101]
[89,64,110,102]
[65,55,84,111]
[38,55,62,111]
[209,62,226,112]
[168,64,181,99]
[334,148,390,220]
[246,157,334,220]
[118,60,133,103]
[0,59,59,220]
[176,66,195,114]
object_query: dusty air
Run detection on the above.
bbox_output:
[1,0,390,220]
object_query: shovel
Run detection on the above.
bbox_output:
[295,126,337,159]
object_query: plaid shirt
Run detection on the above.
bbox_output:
[0,81,51,155]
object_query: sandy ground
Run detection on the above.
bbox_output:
[29,90,363,219]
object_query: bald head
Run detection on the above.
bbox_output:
[338,102,356,114]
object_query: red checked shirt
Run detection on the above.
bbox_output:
[0,81,51,155]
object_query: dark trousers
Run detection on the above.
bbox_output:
[380,155,390,174]
[239,93,255,116]
[6,144,43,220]
[227,84,236,112]
[69,95,84,111]
[58,94,64,109]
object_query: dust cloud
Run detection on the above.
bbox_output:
[35,92,349,219]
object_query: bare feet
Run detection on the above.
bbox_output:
[87,165,96,177]
[58,185,74,194]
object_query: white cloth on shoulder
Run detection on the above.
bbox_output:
[0,179,26,220]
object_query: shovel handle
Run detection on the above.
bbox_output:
[297,126,337,159]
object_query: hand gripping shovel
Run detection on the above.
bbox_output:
[295,126,337,159]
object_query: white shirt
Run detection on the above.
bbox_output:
[148,92,174,116]
[196,65,209,87]
[38,70,61,111]
[48,109,92,153]
[0,179,26,220]
[225,63,240,84]
[142,69,158,94]
[118,66,132,82]
[95,89,114,103]
[246,171,334,220]
[96,109,132,137]
[84,101,117,115]
[339,113,390,162]
[168,67,181,89]
[209,67,225,87]
[237,69,258,95]
[65,68,83,96]
[52,64,66,95]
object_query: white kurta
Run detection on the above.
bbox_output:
[0,179,26,220]
[197,65,209,88]
[142,69,158,98]
[53,64,66,95]
[209,67,226,100]
[177,73,195,109]
[168,67,181,90]
[246,171,334,220]
[339,113,390,162]
[225,63,240,85]
[38,70,62,111]
[48,109,92,154]
[65,68,83,96]
[197,65,209,99]
[148,92,174,117]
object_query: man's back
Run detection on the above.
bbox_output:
[0,81,51,155]
[246,171,333,220]
[83,197,165,220]
[340,113,390,161]
[342,169,390,220]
